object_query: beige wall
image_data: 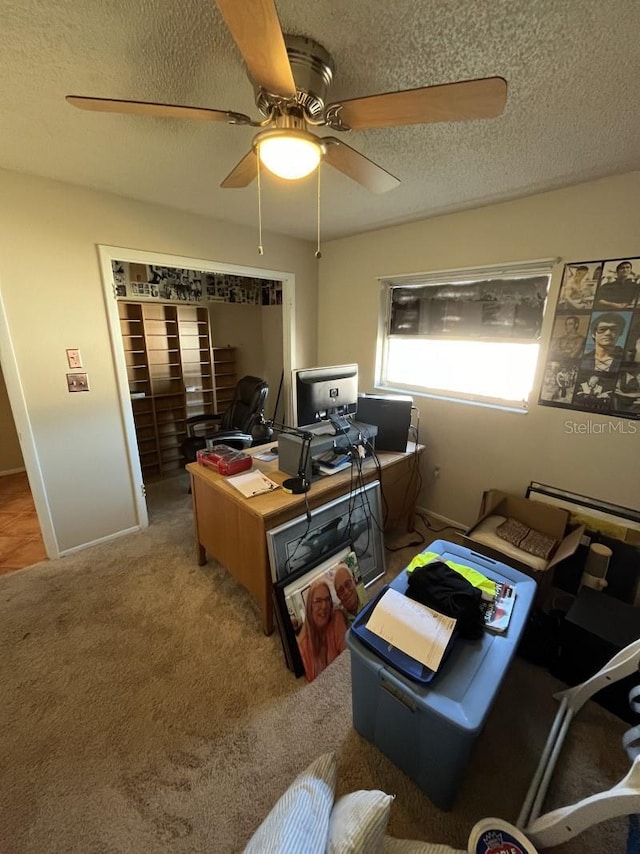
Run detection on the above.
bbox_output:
[0,364,23,473]
[0,169,317,553]
[318,172,640,525]
[208,302,283,417]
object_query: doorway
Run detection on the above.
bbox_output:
[0,364,47,574]
[99,246,295,526]
[0,286,58,560]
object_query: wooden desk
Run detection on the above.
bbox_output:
[187,443,424,635]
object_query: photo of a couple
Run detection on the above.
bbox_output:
[277,547,368,682]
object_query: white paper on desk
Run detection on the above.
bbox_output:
[226,470,279,498]
[366,588,456,672]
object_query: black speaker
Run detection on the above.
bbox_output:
[356,393,413,452]
[551,587,640,723]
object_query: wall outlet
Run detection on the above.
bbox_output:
[433,466,440,480]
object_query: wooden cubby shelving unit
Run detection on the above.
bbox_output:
[118,302,235,481]
[212,346,237,414]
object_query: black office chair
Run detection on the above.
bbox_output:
[181,375,269,465]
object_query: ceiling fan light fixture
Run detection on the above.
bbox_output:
[255,129,322,180]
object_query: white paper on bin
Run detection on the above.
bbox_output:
[366,588,456,672]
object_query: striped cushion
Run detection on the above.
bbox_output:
[243,752,337,854]
[381,838,466,854]
[327,790,394,853]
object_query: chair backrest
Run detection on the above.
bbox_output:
[220,376,269,434]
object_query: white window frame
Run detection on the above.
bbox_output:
[375,259,558,412]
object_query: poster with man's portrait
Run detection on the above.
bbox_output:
[539,361,578,404]
[548,314,588,361]
[612,367,640,416]
[539,256,640,419]
[557,262,601,311]
[593,258,640,311]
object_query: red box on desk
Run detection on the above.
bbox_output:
[196,445,252,476]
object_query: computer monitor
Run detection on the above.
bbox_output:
[293,364,359,429]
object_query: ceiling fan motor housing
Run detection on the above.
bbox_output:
[254,34,335,120]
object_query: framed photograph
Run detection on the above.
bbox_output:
[273,545,368,682]
[526,482,640,540]
[526,482,640,606]
[266,479,385,586]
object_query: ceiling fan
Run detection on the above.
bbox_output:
[66,0,508,195]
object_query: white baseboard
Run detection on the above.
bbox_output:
[416,503,467,531]
[0,467,27,477]
[58,525,141,558]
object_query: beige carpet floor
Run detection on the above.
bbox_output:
[0,473,631,853]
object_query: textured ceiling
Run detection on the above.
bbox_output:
[1,1,639,241]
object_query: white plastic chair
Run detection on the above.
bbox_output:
[515,638,640,850]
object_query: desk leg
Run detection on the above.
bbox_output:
[262,594,274,636]
[190,469,275,635]
[381,450,423,534]
[190,471,207,567]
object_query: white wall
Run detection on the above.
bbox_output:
[318,172,640,525]
[0,169,317,553]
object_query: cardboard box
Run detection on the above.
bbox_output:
[461,489,584,583]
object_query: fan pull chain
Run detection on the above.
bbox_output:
[315,163,322,260]
[257,156,264,256]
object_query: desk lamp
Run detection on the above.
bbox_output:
[281,431,313,494]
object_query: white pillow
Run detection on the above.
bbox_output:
[243,752,337,854]
[381,837,466,854]
[327,789,394,854]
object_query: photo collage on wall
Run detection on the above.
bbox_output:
[111,260,283,306]
[538,257,640,419]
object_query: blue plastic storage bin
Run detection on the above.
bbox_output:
[346,539,537,809]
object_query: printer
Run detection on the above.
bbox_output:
[278,420,378,482]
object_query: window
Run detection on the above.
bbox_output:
[376,260,554,410]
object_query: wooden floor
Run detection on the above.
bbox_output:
[0,472,47,576]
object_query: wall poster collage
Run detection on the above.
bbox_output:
[538,257,640,419]
[111,260,283,306]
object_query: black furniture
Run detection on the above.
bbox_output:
[181,375,269,465]
[552,586,640,723]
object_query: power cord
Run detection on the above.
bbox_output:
[385,528,426,552]
[417,511,466,534]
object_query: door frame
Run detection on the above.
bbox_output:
[97,245,295,526]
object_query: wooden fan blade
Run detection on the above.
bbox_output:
[215,0,296,98]
[326,76,507,130]
[66,95,249,123]
[323,138,400,194]
[221,150,258,188]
